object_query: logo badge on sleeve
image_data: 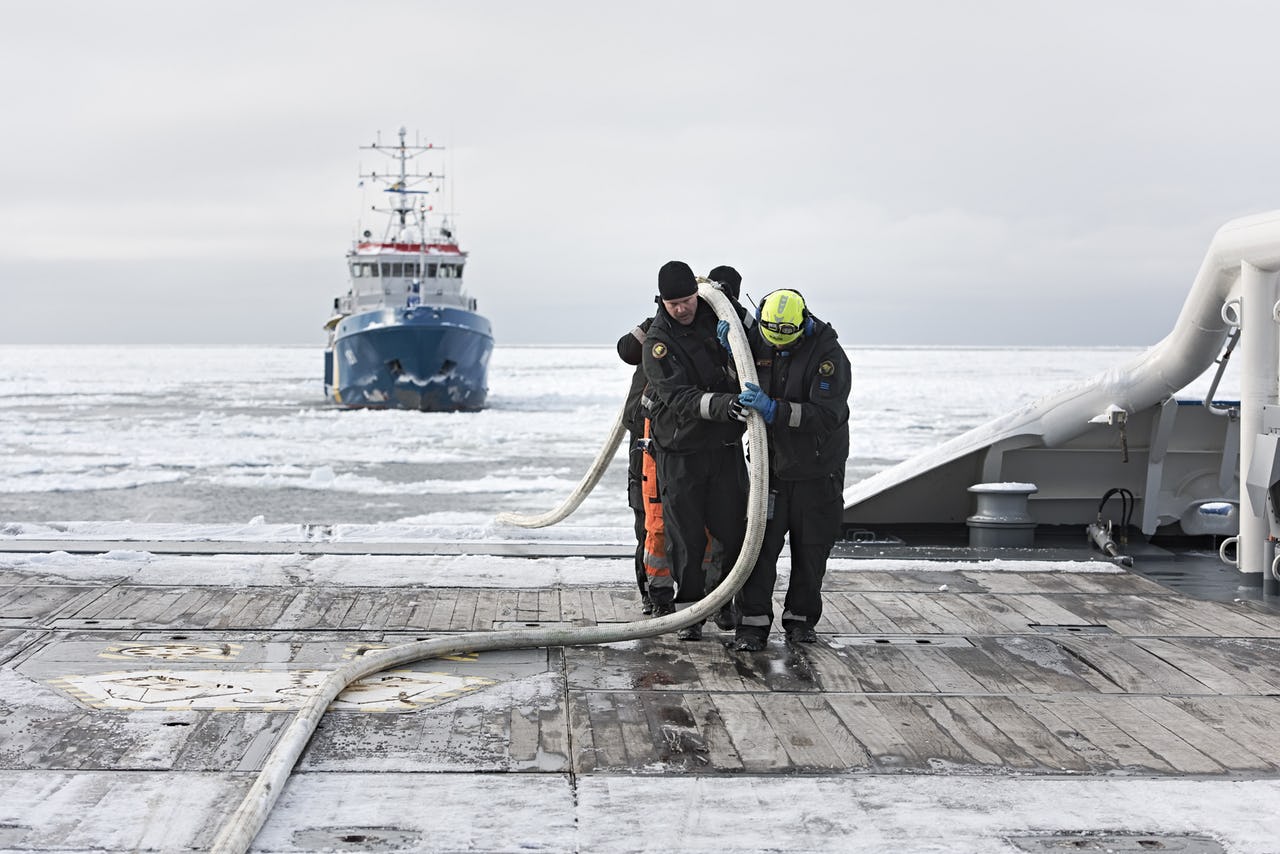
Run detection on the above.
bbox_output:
[652,343,668,359]
[818,360,835,377]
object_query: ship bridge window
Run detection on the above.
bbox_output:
[426,263,438,278]
[366,262,379,277]
[381,262,393,277]
[407,262,421,277]
[391,262,404,277]
[351,263,364,278]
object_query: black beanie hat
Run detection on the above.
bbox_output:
[708,265,742,300]
[658,260,698,301]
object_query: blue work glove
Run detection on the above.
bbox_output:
[738,382,776,424]
[715,320,732,355]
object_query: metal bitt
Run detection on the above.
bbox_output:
[966,483,1038,548]
[1236,261,1280,580]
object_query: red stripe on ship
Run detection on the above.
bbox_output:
[355,242,464,254]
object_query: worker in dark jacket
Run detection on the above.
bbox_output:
[642,261,749,641]
[707,265,756,334]
[728,288,850,651]
[617,317,655,613]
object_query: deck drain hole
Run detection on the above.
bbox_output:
[1028,624,1114,635]
[293,827,423,851]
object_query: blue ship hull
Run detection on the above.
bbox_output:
[325,306,493,411]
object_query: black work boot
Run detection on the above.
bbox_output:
[641,593,654,615]
[651,599,676,618]
[733,626,768,652]
[713,601,737,631]
[676,621,704,641]
[784,623,817,644]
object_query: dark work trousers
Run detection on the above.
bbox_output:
[627,447,648,597]
[657,443,748,605]
[631,505,648,596]
[738,472,843,630]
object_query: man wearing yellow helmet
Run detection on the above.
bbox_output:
[731,288,851,651]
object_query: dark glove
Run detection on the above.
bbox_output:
[716,320,732,355]
[738,382,777,424]
[727,399,749,422]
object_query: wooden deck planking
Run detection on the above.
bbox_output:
[1175,696,1280,768]
[984,593,1081,629]
[821,593,881,633]
[588,589,619,624]
[447,590,479,631]
[1052,635,1218,695]
[972,635,1118,694]
[685,691,745,771]
[942,640,1073,694]
[1131,637,1261,694]
[709,693,792,772]
[425,590,459,631]
[841,593,910,634]
[471,589,502,630]
[891,594,979,635]
[896,646,990,694]
[966,695,1092,772]
[1158,595,1280,638]
[931,594,1029,634]
[866,695,976,767]
[1121,695,1274,771]
[616,692,663,767]
[858,592,946,634]
[840,646,936,693]
[1059,593,1217,636]
[223,588,282,630]
[961,570,1084,595]
[800,643,878,692]
[641,692,710,770]
[911,695,1034,768]
[823,694,925,767]
[582,690,630,768]
[10,562,1280,794]
[686,643,762,693]
[1033,695,1174,772]
[757,693,847,769]
[1010,695,1122,770]
[795,694,872,768]
[1074,694,1225,774]
[565,690,598,772]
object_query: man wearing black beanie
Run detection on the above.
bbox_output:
[642,260,749,640]
[707,265,742,301]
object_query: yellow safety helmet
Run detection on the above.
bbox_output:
[757,289,808,346]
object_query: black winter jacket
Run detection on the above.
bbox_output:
[747,318,850,481]
[642,299,745,454]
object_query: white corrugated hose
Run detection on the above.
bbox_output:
[210,284,769,853]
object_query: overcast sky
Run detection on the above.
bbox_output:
[3,0,1280,348]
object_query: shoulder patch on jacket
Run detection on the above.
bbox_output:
[818,360,835,376]
[651,342,668,359]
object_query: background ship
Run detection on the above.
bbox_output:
[323,127,493,411]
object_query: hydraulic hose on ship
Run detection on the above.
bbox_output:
[210,284,770,854]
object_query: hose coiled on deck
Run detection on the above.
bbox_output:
[210,284,767,853]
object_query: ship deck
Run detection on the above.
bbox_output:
[2,539,1280,852]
